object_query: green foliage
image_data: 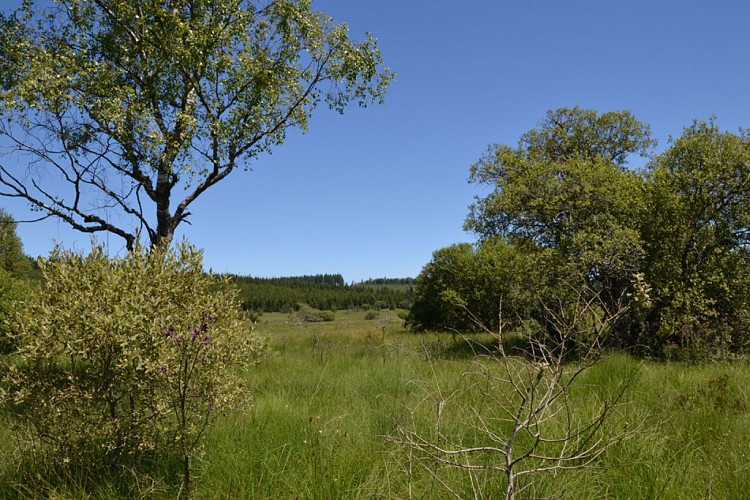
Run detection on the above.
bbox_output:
[0,241,263,490]
[252,274,346,286]
[291,303,335,323]
[424,108,750,356]
[359,277,416,286]
[0,208,30,278]
[641,119,750,355]
[0,0,393,248]
[460,107,655,346]
[408,238,547,333]
[231,274,413,312]
[364,310,379,320]
[465,108,650,292]
[0,268,27,354]
[0,208,33,354]
[516,107,655,166]
[2,312,750,497]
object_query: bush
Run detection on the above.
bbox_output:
[316,310,336,322]
[291,303,335,322]
[0,242,263,493]
[364,311,380,320]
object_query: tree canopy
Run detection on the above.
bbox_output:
[415,109,750,357]
[0,0,393,249]
[465,108,652,314]
[641,119,750,353]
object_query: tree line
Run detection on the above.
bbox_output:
[241,274,347,287]
[229,274,413,313]
[408,108,750,359]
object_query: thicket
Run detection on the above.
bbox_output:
[410,108,750,359]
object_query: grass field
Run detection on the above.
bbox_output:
[2,309,750,498]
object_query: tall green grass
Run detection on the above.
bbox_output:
[2,309,750,498]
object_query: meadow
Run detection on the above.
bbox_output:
[2,309,750,498]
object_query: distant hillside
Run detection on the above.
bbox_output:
[227,274,414,312]
[243,274,345,287]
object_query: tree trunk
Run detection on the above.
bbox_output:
[154,171,175,248]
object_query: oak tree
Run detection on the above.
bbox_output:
[642,119,750,354]
[465,108,653,325]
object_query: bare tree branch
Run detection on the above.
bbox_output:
[398,285,640,499]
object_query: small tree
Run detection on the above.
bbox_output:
[407,238,547,333]
[1,241,263,494]
[399,286,639,499]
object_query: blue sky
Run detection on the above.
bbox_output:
[3,0,750,282]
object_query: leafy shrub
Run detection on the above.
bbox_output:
[408,239,546,333]
[364,311,380,320]
[0,242,263,492]
[316,310,335,322]
[292,303,335,322]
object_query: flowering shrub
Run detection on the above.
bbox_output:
[0,241,263,488]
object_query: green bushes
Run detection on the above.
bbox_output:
[0,242,263,494]
[414,108,750,358]
[407,238,546,333]
[291,303,336,322]
[641,119,750,356]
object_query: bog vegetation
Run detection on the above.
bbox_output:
[0,0,748,496]
[1,106,750,497]
[1,241,264,497]
[2,311,750,498]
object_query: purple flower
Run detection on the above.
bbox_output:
[191,326,201,339]
[202,335,211,346]
[164,325,175,339]
[159,366,167,374]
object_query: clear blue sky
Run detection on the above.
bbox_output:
[4,0,750,282]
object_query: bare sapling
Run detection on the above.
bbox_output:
[399,286,641,499]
